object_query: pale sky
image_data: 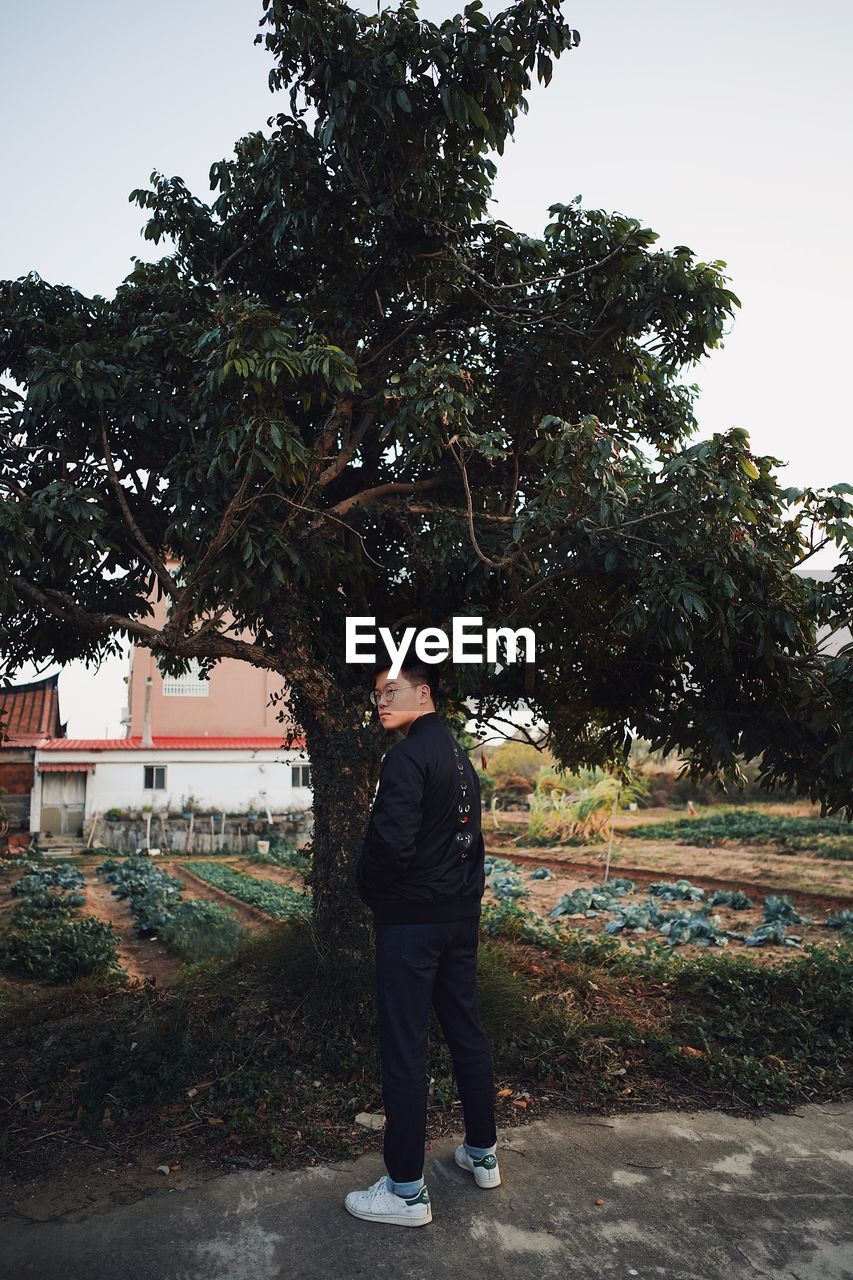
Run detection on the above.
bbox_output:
[1,0,850,735]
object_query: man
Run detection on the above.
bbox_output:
[344,657,500,1228]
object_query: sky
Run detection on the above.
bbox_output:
[1,0,851,736]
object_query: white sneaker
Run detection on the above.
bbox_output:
[344,1174,433,1227]
[455,1143,502,1188]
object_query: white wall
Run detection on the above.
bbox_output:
[30,749,312,829]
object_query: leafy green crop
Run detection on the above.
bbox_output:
[96,855,246,961]
[97,856,186,932]
[1,863,121,983]
[181,861,312,921]
[11,862,85,895]
[625,810,853,855]
[0,916,122,983]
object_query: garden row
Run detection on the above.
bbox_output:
[180,860,312,921]
[96,855,250,964]
[622,809,853,859]
[0,848,312,986]
[483,856,853,950]
[0,860,122,983]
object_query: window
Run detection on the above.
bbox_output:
[144,765,166,790]
[291,764,312,788]
[159,656,209,697]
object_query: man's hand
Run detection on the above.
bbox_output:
[356,748,425,901]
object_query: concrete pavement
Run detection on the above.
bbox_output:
[2,1101,852,1279]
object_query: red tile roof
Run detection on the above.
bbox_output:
[36,736,306,751]
[0,674,65,745]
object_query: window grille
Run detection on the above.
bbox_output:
[160,657,209,697]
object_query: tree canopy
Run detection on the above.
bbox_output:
[2,0,852,874]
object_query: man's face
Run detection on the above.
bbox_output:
[373,669,433,734]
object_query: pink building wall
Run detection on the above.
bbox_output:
[125,563,297,740]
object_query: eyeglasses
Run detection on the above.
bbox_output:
[369,681,418,707]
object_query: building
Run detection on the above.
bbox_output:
[29,735,311,837]
[0,672,66,839]
[26,556,312,836]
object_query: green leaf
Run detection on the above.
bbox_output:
[466,96,489,129]
[396,88,412,113]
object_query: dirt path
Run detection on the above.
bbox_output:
[227,858,308,892]
[77,866,183,987]
[484,806,852,905]
[497,845,853,914]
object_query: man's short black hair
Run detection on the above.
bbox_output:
[371,656,442,707]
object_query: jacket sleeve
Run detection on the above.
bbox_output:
[356,746,425,902]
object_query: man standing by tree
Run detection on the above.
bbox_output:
[2,0,851,969]
[346,656,499,1227]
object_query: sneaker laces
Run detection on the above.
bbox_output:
[367,1175,390,1206]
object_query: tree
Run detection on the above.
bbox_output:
[1,0,851,968]
[487,739,554,785]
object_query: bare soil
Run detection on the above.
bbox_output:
[482,805,852,969]
[75,863,182,987]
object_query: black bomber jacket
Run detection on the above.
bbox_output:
[355,711,486,924]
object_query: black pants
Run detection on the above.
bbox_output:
[374,915,498,1183]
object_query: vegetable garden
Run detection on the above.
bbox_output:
[0,802,850,1199]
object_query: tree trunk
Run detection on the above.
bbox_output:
[299,705,385,965]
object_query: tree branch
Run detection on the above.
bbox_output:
[167,471,254,636]
[211,242,250,290]
[99,412,180,602]
[405,503,515,522]
[446,437,516,569]
[316,405,377,488]
[9,577,284,672]
[476,711,549,751]
[793,536,834,568]
[323,475,446,519]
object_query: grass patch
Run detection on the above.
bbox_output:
[157,899,250,965]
